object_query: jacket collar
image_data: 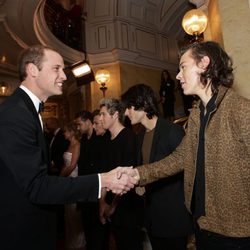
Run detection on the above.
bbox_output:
[194,85,230,112]
[215,85,230,107]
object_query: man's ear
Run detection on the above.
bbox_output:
[113,111,118,119]
[26,63,39,77]
[199,56,210,70]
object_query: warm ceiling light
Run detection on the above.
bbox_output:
[95,69,110,85]
[0,82,8,95]
[95,69,110,97]
[71,61,92,78]
[182,9,208,37]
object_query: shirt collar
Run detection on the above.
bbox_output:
[199,93,217,114]
[19,85,41,113]
[54,128,60,136]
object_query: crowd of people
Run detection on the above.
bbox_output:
[0,40,249,250]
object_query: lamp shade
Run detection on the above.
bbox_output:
[95,69,110,85]
[71,61,91,78]
[182,9,208,36]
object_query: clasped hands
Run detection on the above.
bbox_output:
[101,166,140,195]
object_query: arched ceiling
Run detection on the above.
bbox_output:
[159,0,193,35]
[0,0,193,78]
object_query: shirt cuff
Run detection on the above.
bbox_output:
[98,173,101,199]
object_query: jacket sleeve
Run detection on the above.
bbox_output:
[137,110,198,186]
[0,106,99,205]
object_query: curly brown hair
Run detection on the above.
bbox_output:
[179,41,234,94]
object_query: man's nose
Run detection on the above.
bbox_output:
[61,69,67,81]
[176,71,181,80]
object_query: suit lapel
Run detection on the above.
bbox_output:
[15,88,49,163]
[16,88,41,128]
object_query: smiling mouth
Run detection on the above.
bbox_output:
[57,82,63,87]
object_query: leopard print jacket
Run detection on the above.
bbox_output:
[138,86,250,237]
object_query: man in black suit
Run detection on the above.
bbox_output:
[0,45,136,250]
[121,84,194,250]
[45,117,69,239]
[45,117,69,175]
[74,110,99,250]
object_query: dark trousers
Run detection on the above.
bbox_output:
[196,229,250,250]
[80,203,109,250]
[56,204,65,239]
[112,225,143,250]
[149,234,188,250]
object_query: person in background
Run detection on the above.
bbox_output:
[121,83,194,250]
[119,41,250,250]
[99,98,144,250]
[92,109,111,174]
[45,116,70,240]
[159,69,176,121]
[75,110,107,250]
[60,121,81,177]
[45,117,69,176]
[60,121,85,250]
[82,109,111,250]
[0,44,136,250]
[43,119,54,146]
[74,110,96,177]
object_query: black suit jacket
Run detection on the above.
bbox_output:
[0,88,99,250]
[50,128,69,175]
[136,118,194,237]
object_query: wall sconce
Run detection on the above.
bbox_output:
[95,69,110,97]
[182,9,208,41]
[0,82,8,96]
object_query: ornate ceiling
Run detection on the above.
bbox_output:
[0,0,194,81]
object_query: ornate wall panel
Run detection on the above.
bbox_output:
[161,36,169,61]
[98,26,108,49]
[130,3,143,21]
[120,23,129,49]
[145,8,157,26]
[94,0,110,17]
[135,29,157,55]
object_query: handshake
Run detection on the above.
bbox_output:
[101,167,140,195]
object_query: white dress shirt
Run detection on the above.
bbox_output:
[19,85,102,197]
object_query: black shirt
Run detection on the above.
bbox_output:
[191,93,217,219]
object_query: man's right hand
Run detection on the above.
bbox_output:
[116,166,140,183]
[100,167,138,195]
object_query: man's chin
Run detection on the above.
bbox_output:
[54,89,63,95]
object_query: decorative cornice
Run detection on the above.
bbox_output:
[189,0,210,10]
[0,0,6,6]
[89,49,177,71]
[0,14,28,49]
[34,0,83,64]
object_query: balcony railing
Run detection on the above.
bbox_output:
[44,0,85,51]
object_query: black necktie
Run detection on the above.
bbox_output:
[38,101,44,114]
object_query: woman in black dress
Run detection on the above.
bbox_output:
[159,70,175,121]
